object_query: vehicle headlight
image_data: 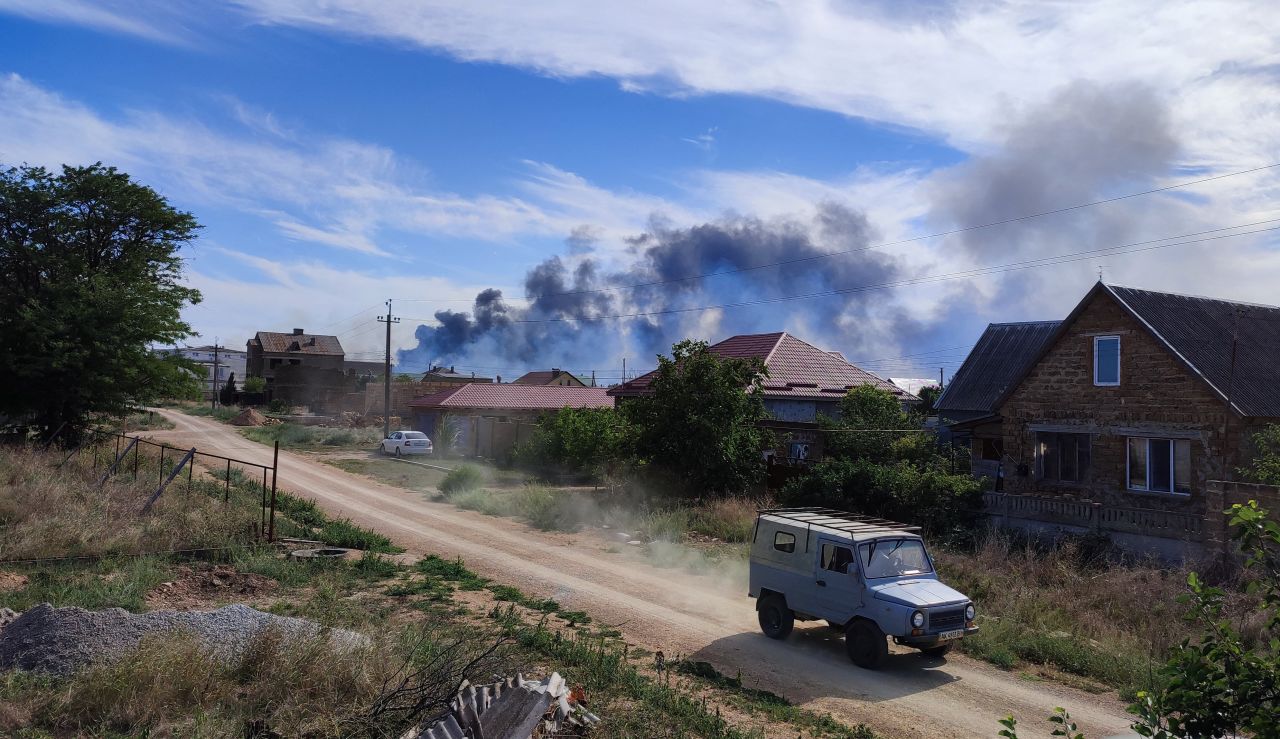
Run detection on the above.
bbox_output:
[911,610,925,628]
[965,604,976,621]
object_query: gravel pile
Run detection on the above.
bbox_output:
[0,602,366,676]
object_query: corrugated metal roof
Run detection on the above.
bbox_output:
[608,332,911,401]
[408,384,614,411]
[935,321,1060,418]
[1107,284,1280,418]
[251,331,344,356]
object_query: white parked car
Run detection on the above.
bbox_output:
[380,430,433,457]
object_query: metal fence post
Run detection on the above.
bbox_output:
[187,454,194,492]
[267,440,279,542]
[158,446,165,486]
[132,441,139,481]
[225,459,232,502]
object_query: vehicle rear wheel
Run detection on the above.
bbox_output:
[757,597,794,639]
[845,621,888,669]
[920,643,952,658]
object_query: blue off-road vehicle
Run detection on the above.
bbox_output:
[749,508,977,669]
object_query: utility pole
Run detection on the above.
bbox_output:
[939,367,944,387]
[378,300,400,441]
[210,340,221,410]
[622,357,626,384]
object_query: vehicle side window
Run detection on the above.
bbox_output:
[391,432,401,439]
[773,531,795,553]
[820,543,854,574]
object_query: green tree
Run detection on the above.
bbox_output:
[1240,424,1280,485]
[786,385,977,533]
[219,372,237,407]
[243,375,267,394]
[623,339,768,496]
[516,407,630,478]
[917,384,942,414]
[823,384,925,464]
[0,164,202,437]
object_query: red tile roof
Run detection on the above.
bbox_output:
[408,384,614,412]
[607,332,910,401]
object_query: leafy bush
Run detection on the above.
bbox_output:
[781,458,982,534]
[623,339,768,496]
[515,407,630,478]
[267,399,288,413]
[1240,423,1280,485]
[513,484,573,531]
[439,464,484,496]
[243,376,266,393]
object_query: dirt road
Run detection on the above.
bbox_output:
[151,410,1134,739]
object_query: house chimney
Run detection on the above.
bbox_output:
[292,328,304,335]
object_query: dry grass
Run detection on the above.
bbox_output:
[937,531,1265,698]
[2,624,502,738]
[0,445,258,561]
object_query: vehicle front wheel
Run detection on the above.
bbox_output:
[845,620,888,669]
[919,643,952,658]
[757,596,794,639]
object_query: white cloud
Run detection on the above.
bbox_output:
[215,0,1280,166]
[0,74,696,257]
[0,0,189,43]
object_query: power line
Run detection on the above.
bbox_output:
[397,219,1280,326]
[393,162,1280,304]
[386,163,1280,307]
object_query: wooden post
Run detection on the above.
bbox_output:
[268,441,279,542]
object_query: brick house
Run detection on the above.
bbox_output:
[934,321,1060,483]
[246,328,345,382]
[608,331,915,467]
[989,283,1280,516]
[246,328,346,408]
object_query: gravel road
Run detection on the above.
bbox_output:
[150,410,1135,739]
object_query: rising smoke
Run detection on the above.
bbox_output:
[400,81,1185,374]
[397,202,913,373]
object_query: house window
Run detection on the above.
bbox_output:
[269,358,281,368]
[773,531,796,553]
[1127,438,1192,494]
[1036,432,1091,483]
[1094,336,1120,386]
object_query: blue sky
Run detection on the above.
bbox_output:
[2,1,1278,381]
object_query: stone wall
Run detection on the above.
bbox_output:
[999,290,1250,511]
[1202,479,1280,559]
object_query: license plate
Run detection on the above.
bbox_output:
[939,629,964,641]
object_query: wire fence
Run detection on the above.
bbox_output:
[54,428,282,542]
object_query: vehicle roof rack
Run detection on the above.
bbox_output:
[757,507,921,537]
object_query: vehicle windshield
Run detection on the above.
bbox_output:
[859,539,933,579]
[404,432,427,439]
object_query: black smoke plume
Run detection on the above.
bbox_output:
[398,202,913,374]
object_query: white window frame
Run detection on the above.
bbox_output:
[1126,437,1191,496]
[1093,335,1121,386]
